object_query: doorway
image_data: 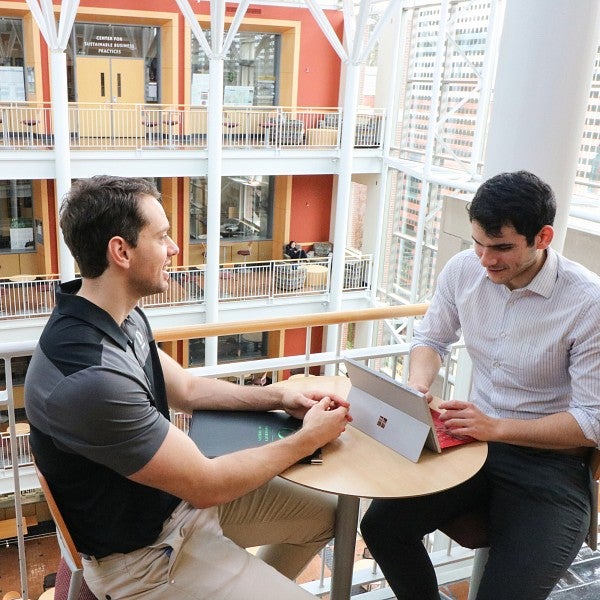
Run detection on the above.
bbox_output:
[75,56,144,137]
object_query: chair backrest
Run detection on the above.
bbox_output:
[313,241,333,257]
[590,448,600,480]
[35,465,82,570]
[587,448,600,551]
[34,463,86,600]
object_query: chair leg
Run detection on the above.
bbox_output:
[467,547,489,600]
[67,568,84,600]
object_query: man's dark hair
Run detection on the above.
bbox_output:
[467,170,556,245]
[59,176,161,278]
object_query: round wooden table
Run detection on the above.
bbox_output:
[269,375,488,600]
[305,264,328,288]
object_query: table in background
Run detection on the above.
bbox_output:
[305,264,328,288]
[270,375,488,600]
[0,515,37,541]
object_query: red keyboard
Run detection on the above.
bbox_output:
[430,408,475,449]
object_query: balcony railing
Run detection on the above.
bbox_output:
[0,429,31,471]
[2,303,486,600]
[0,102,385,151]
[0,256,372,320]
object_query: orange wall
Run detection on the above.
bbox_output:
[290,175,333,243]
[76,0,343,108]
[78,0,179,10]
[296,12,342,107]
[283,327,324,377]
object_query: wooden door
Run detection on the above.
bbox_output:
[110,58,144,137]
[75,56,111,137]
[76,57,144,138]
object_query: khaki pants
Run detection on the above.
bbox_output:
[83,478,337,599]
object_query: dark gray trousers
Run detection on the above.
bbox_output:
[360,442,591,600]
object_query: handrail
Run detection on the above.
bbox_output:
[154,303,429,341]
[0,102,385,151]
[0,257,373,320]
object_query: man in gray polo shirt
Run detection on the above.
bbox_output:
[25,175,350,600]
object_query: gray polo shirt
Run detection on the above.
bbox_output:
[25,279,180,557]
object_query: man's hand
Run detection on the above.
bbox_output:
[300,396,351,447]
[280,389,351,420]
[437,400,494,440]
[408,382,434,403]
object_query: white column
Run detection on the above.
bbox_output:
[203,59,224,366]
[323,61,360,369]
[50,49,75,281]
[483,0,600,252]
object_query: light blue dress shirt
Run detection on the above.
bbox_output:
[412,247,600,446]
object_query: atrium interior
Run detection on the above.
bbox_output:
[1,0,600,598]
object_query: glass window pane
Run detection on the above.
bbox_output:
[190,176,273,243]
[0,19,25,101]
[0,180,34,252]
[191,31,279,106]
[188,333,267,367]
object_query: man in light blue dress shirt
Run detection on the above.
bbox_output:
[361,171,600,600]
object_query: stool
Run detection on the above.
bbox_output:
[162,111,179,146]
[141,112,159,143]
[237,248,251,263]
[223,121,239,145]
[439,511,489,600]
[21,119,38,145]
[236,242,253,269]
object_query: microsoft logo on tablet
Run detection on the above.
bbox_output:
[377,416,388,429]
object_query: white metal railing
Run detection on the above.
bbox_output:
[0,256,371,319]
[0,429,32,471]
[0,276,60,319]
[0,102,385,151]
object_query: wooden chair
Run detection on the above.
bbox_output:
[439,448,600,600]
[35,465,98,600]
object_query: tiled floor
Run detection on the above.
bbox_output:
[0,530,60,599]
[2,526,600,600]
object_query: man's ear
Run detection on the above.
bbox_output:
[537,225,554,249]
[106,236,131,269]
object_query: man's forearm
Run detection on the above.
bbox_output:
[174,376,283,413]
[408,345,443,391]
[494,411,595,449]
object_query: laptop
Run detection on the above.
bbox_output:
[344,359,474,463]
[188,409,323,464]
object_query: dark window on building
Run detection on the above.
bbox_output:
[0,180,34,253]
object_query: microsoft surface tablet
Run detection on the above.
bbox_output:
[344,359,472,462]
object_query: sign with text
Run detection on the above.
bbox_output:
[83,35,138,57]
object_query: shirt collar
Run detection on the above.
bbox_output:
[56,278,130,351]
[522,247,558,298]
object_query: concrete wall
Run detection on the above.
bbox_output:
[435,195,600,283]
